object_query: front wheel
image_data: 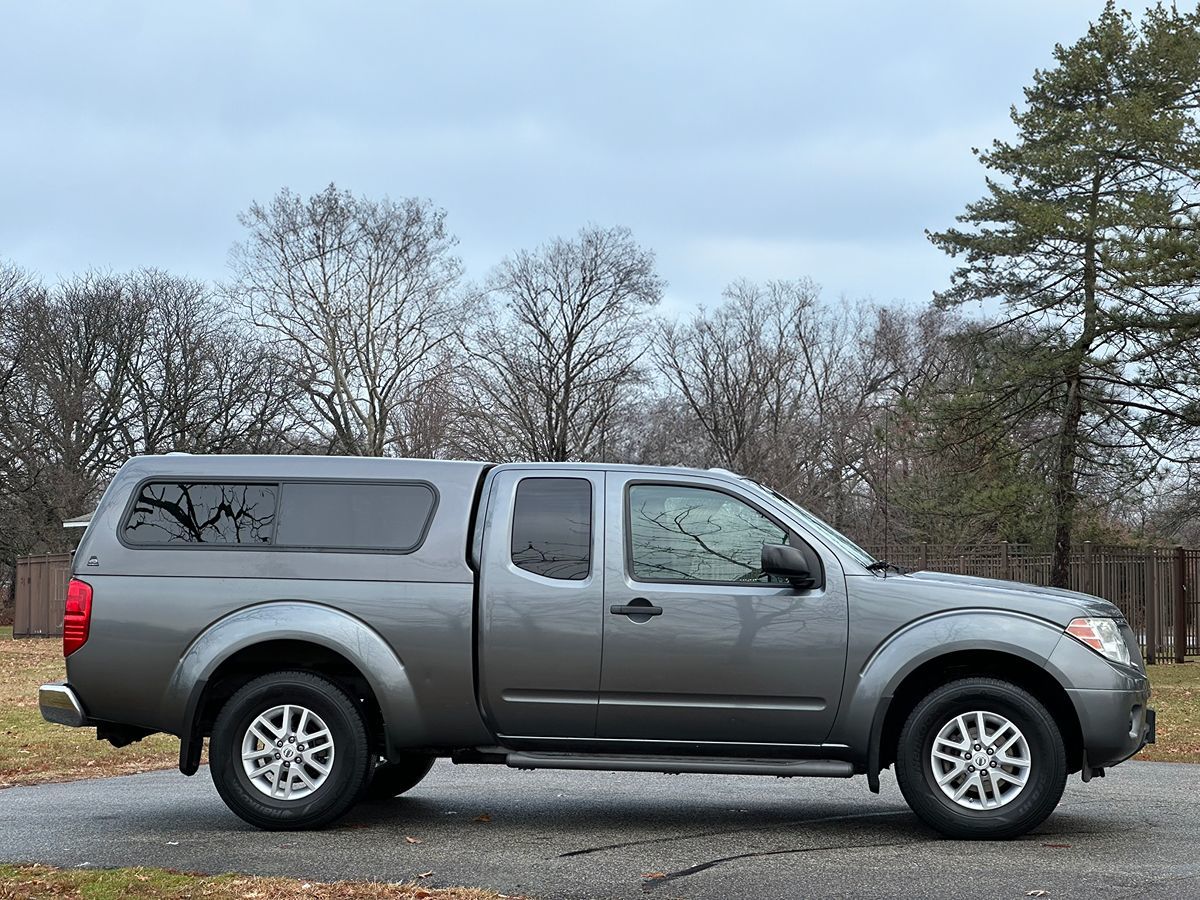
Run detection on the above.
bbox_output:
[895,677,1067,839]
[209,671,374,830]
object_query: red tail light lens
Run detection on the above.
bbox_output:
[63,578,93,657]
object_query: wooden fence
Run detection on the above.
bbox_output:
[13,553,72,638]
[865,542,1200,664]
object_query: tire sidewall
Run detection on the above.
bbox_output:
[211,673,371,830]
[897,679,1066,839]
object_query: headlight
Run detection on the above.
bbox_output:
[1066,617,1131,666]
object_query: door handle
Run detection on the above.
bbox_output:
[610,600,663,617]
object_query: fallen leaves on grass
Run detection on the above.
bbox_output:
[1136,662,1199,765]
[0,636,180,786]
[0,864,522,900]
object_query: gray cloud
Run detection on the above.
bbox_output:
[0,0,1147,308]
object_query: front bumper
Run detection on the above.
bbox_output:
[1067,686,1154,768]
[1049,632,1155,769]
[39,682,90,727]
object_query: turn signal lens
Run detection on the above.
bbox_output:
[1065,617,1130,666]
[63,578,93,657]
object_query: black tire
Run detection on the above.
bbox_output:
[895,677,1067,840]
[365,753,436,800]
[209,670,374,830]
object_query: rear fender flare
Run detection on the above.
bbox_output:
[165,601,421,773]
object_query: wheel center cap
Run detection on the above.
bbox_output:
[281,746,296,760]
[976,755,988,767]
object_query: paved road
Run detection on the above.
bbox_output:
[0,761,1195,899]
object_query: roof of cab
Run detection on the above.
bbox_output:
[491,460,747,482]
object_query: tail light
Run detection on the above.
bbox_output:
[63,578,93,657]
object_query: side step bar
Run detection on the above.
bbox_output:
[506,752,854,778]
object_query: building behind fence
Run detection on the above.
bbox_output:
[12,543,1200,664]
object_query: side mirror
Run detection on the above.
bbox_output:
[761,543,815,589]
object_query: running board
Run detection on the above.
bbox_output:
[505,752,854,778]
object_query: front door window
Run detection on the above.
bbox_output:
[627,484,786,584]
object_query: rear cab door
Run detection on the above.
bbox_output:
[476,466,605,740]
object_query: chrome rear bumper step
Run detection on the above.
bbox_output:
[39,683,89,727]
[505,752,854,778]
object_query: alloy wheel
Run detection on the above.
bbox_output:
[929,710,1031,810]
[241,703,336,801]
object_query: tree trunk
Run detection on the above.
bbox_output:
[1051,168,1103,588]
[1050,371,1083,587]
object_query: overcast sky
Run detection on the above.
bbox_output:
[0,1,1150,315]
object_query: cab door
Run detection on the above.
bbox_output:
[477,469,604,740]
[596,474,848,747]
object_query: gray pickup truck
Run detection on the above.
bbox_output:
[40,455,1153,838]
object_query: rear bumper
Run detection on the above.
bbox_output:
[39,682,90,728]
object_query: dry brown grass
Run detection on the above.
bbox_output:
[0,865,522,900]
[0,629,179,787]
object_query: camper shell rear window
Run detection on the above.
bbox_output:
[121,479,437,553]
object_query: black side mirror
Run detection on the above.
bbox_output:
[761,543,815,589]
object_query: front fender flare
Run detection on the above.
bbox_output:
[834,609,1069,790]
[166,601,420,774]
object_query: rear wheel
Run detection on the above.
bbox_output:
[210,671,373,830]
[895,677,1067,839]
[366,753,436,800]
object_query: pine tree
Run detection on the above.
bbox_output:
[929,2,1200,585]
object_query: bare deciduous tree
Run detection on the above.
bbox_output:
[120,269,298,456]
[229,184,467,457]
[461,225,664,462]
[654,279,899,532]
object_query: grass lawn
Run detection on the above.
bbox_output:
[0,865,518,900]
[0,628,178,787]
[1136,658,1200,763]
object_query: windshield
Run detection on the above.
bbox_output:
[747,480,877,568]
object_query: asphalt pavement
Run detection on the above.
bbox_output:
[0,760,1196,899]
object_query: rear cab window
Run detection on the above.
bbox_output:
[510,477,592,580]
